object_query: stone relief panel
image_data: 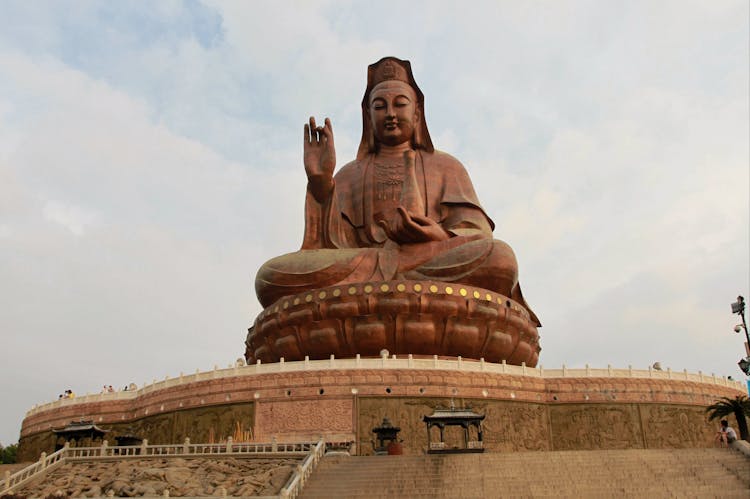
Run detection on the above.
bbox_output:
[17,431,57,462]
[131,413,174,445]
[357,398,549,456]
[550,404,643,450]
[171,403,255,443]
[255,398,353,439]
[640,404,715,448]
[479,401,550,452]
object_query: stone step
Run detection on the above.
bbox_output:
[300,448,750,498]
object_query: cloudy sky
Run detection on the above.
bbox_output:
[1,0,748,446]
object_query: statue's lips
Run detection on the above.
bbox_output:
[384,122,398,130]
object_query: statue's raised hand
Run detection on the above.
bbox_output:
[304,117,336,201]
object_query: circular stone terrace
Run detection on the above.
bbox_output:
[18,357,746,459]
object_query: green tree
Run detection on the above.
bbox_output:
[0,442,18,464]
[705,395,750,441]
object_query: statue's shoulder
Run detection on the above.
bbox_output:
[334,159,364,184]
[421,149,469,174]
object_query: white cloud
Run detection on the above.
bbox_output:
[42,200,99,236]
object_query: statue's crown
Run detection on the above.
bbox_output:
[370,57,411,87]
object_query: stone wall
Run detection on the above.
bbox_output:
[18,360,746,460]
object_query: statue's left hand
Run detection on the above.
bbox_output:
[379,206,449,244]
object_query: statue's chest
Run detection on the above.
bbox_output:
[373,161,405,199]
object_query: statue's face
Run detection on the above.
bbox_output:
[369,81,420,147]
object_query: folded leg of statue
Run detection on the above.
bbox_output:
[255,248,381,308]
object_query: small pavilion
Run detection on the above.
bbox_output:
[423,404,485,454]
[53,420,109,450]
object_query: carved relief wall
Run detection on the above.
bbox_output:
[254,398,353,440]
[549,404,643,450]
[639,404,717,448]
[357,397,549,455]
[18,404,255,462]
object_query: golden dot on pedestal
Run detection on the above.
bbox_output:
[305,294,313,303]
[473,290,481,299]
[333,288,341,297]
[445,286,453,295]
[283,302,289,309]
[274,306,279,313]
[318,291,327,300]
[459,288,468,297]
[380,283,389,292]
[486,293,492,301]
[414,283,423,292]
[348,286,357,295]
[497,297,503,304]
[364,284,373,293]
[294,297,300,305]
[397,283,406,292]
[429,284,438,293]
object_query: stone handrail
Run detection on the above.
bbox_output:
[26,356,746,416]
[279,439,326,499]
[1,439,317,495]
[3,445,67,494]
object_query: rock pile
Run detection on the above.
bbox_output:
[13,457,300,497]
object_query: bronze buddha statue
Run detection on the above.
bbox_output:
[247,57,541,366]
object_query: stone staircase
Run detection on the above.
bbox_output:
[301,449,750,498]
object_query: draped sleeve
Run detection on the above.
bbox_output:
[421,151,495,237]
[301,161,361,250]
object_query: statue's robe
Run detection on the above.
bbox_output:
[255,150,540,326]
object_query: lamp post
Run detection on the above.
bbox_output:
[731,296,750,375]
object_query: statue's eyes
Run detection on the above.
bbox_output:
[372,100,386,110]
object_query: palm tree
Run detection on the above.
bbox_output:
[705,395,750,441]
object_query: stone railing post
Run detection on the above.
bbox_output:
[272,436,278,453]
[5,470,11,490]
[141,439,148,456]
[101,439,108,457]
[40,452,47,469]
[562,363,567,377]
[521,362,526,375]
[225,437,233,453]
[183,437,190,455]
[163,489,170,497]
